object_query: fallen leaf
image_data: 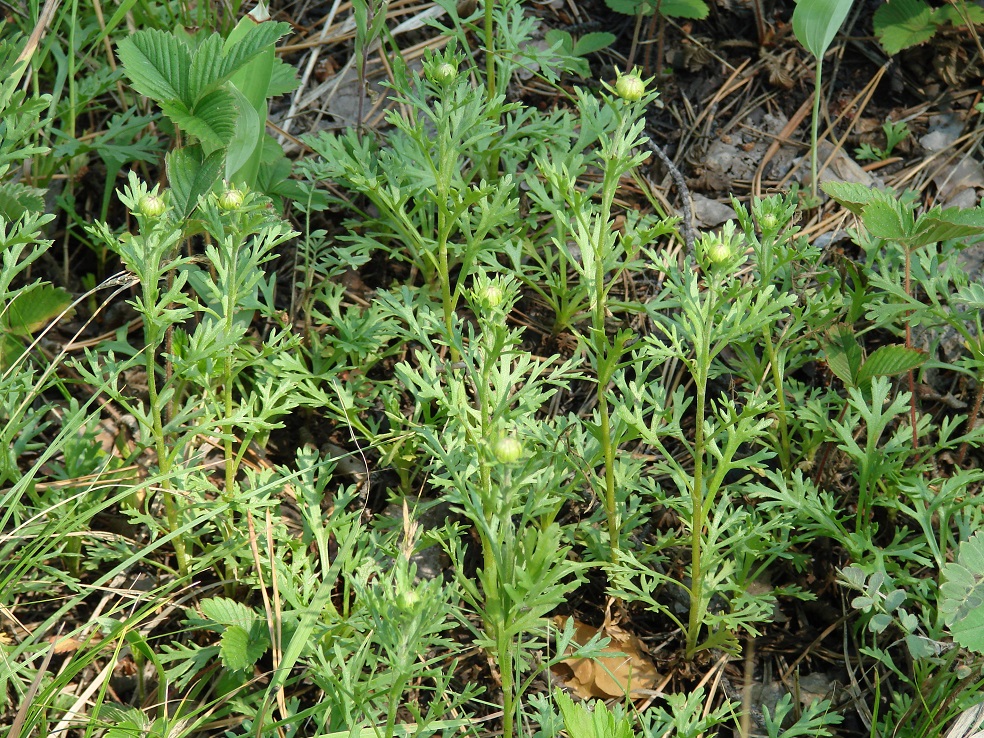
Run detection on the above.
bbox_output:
[551,617,660,699]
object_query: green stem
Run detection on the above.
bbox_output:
[762,326,791,476]
[593,120,630,566]
[686,373,706,660]
[598,386,619,565]
[384,676,409,738]
[499,627,515,738]
[810,60,823,199]
[482,0,501,178]
[144,320,189,576]
[433,113,459,360]
[593,249,618,565]
[471,328,512,738]
[903,245,919,451]
[484,0,495,103]
[222,234,243,591]
[437,217,456,361]
[685,289,713,660]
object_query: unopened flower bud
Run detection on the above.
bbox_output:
[429,61,457,85]
[706,238,731,265]
[219,188,244,211]
[480,284,504,309]
[615,72,646,102]
[493,437,523,464]
[138,194,165,218]
[397,589,419,610]
[759,213,779,231]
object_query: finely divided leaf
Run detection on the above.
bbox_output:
[0,181,45,221]
[117,29,191,104]
[953,283,984,310]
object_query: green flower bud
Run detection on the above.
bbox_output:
[428,61,458,85]
[759,213,779,231]
[138,194,166,218]
[397,588,419,610]
[615,72,646,102]
[219,188,244,211]
[493,436,523,464]
[479,284,504,309]
[706,238,731,265]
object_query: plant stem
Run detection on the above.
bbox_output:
[809,59,822,199]
[591,115,633,566]
[684,275,717,660]
[219,228,248,593]
[499,632,515,738]
[903,245,919,450]
[956,373,984,467]
[433,112,459,360]
[762,326,791,476]
[686,355,707,660]
[597,371,619,565]
[437,216,456,361]
[592,239,618,564]
[484,0,495,103]
[144,318,189,576]
[472,328,514,738]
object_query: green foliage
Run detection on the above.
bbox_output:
[821,323,925,393]
[0,41,51,207]
[605,0,709,20]
[0,283,72,371]
[791,0,854,197]
[7,0,984,735]
[855,118,911,162]
[555,691,635,738]
[791,0,854,60]
[543,30,616,78]
[873,0,984,54]
[117,16,296,191]
[941,532,984,653]
[200,597,272,672]
[759,693,843,738]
